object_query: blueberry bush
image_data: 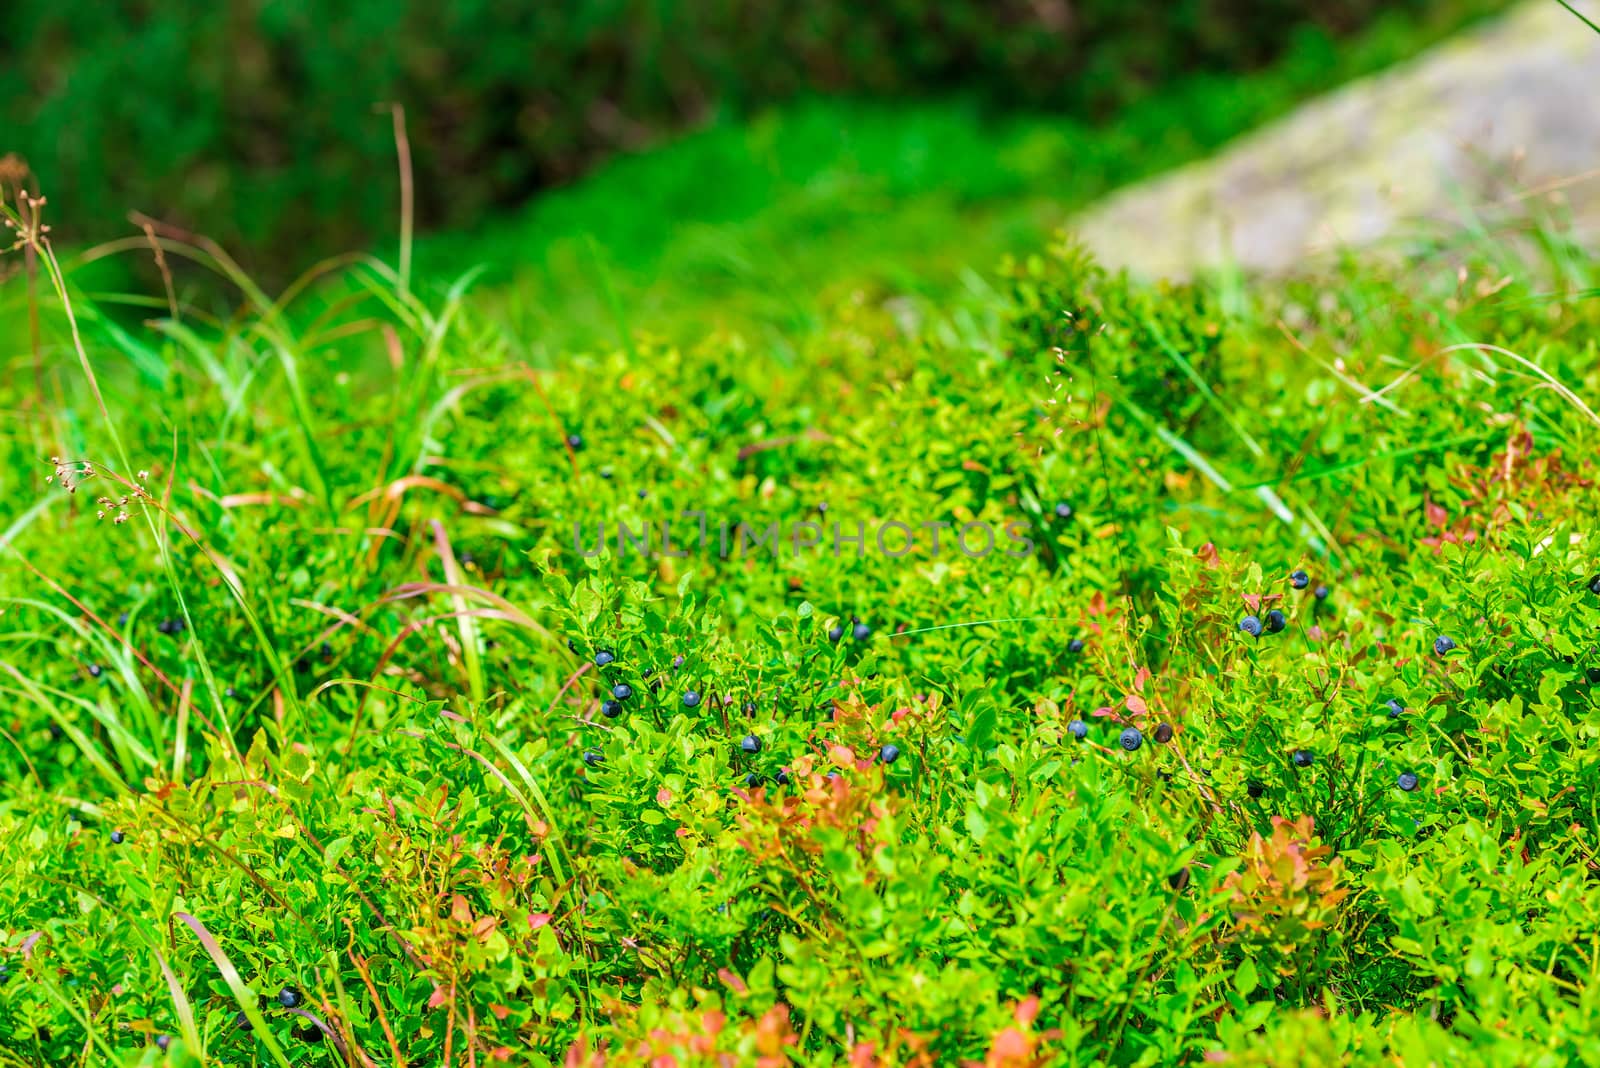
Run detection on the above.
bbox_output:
[1,195,1599,1065]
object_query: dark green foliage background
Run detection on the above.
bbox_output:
[4,0,1500,266]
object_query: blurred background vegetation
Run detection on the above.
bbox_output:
[5,0,1506,283]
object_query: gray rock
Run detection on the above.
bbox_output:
[1074,1,1600,278]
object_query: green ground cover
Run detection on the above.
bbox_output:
[1,190,1598,1063]
[4,5,1600,1064]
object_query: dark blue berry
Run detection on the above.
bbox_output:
[744,772,763,788]
[683,690,701,708]
[852,622,872,641]
[1589,667,1600,685]
[1246,780,1264,799]
[828,625,844,643]
[277,986,300,1008]
[672,655,685,669]
[611,682,632,701]
[87,663,102,678]
[582,750,604,767]
[1154,722,1174,744]
[1067,719,1087,740]
[1291,749,1314,768]
[880,744,901,764]
[1119,727,1143,752]
[1397,772,1419,792]
[601,700,623,719]
[1067,638,1084,654]
[594,650,615,667]
[566,433,583,450]
[1168,867,1191,891]
[1054,502,1073,520]
[296,1026,323,1043]
[1589,575,1600,595]
[741,734,762,754]
[225,687,238,700]
[1290,570,1309,589]
[1264,610,1286,634]
[1239,615,1263,638]
[236,1012,252,1032]
[155,1035,170,1050]
[1433,635,1457,656]
[1386,699,1405,718]
[1314,585,1329,601]
[567,638,578,653]
[109,830,124,845]
[775,768,790,786]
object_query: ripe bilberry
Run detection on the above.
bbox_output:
[1314,585,1329,600]
[594,650,615,667]
[109,830,124,845]
[1067,638,1084,654]
[683,690,702,708]
[1246,780,1264,799]
[741,734,762,755]
[1119,727,1143,752]
[828,625,844,643]
[1291,749,1314,768]
[1433,635,1457,656]
[1290,570,1309,589]
[611,682,632,701]
[582,750,604,767]
[1264,610,1286,634]
[87,664,102,678]
[277,987,300,1009]
[1239,615,1263,638]
[1397,772,1419,792]
[601,700,623,719]
[1154,722,1174,744]
[1054,502,1073,519]
[853,621,872,641]
[566,433,583,450]
[880,744,901,764]
[1067,719,1087,740]
[1386,699,1404,718]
